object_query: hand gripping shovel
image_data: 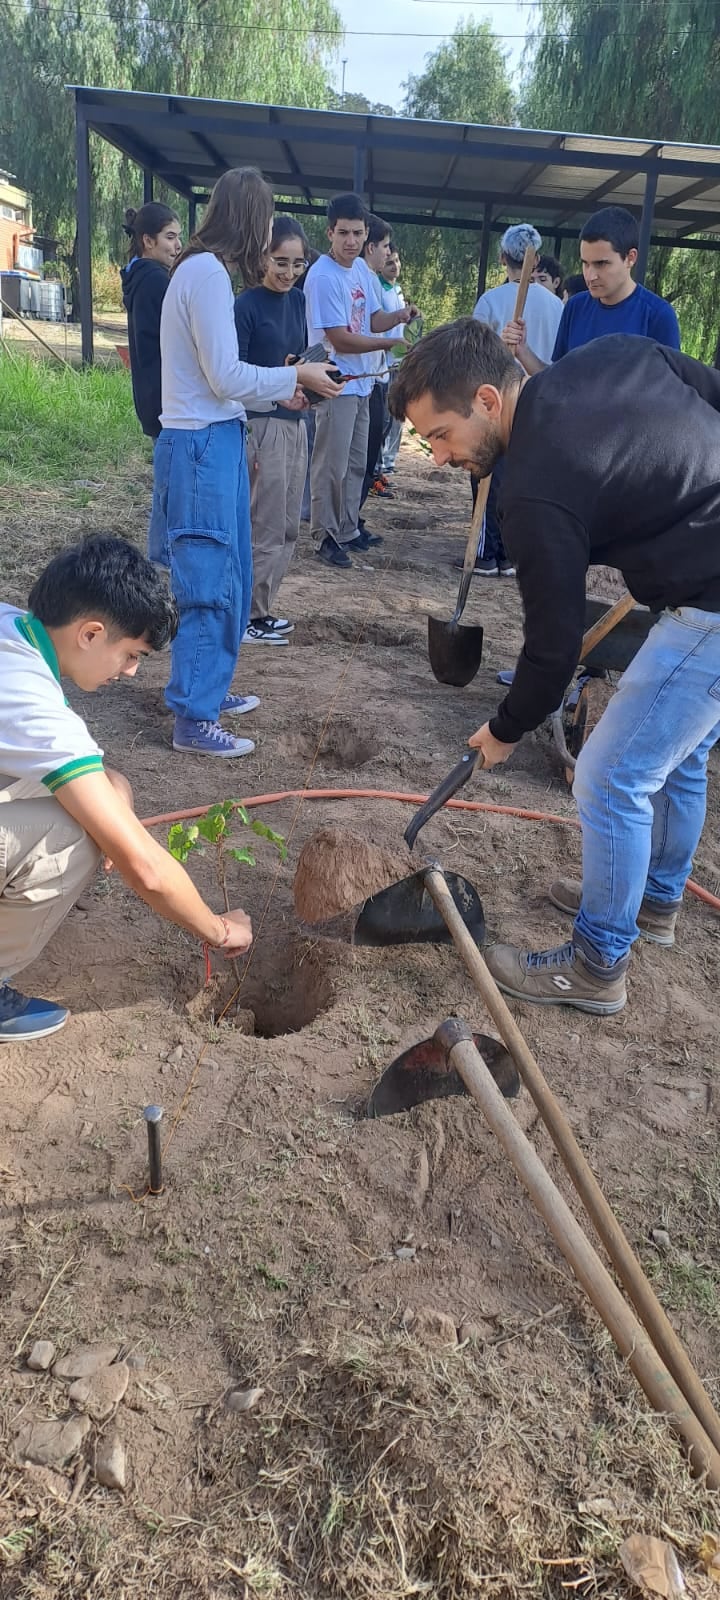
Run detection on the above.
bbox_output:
[427,242,537,690]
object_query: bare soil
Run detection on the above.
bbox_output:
[1,440,719,1598]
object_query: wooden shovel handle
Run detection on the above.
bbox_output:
[442,1024,720,1487]
[513,245,537,322]
[580,590,635,661]
[422,865,720,1464]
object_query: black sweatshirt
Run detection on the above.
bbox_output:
[234,285,307,421]
[490,335,720,745]
[120,258,170,438]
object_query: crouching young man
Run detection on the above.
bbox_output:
[389,318,720,1017]
[0,535,252,1041]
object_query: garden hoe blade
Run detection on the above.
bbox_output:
[354,868,485,948]
[367,1032,520,1117]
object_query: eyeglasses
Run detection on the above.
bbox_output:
[269,256,308,273]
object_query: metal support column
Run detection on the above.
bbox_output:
[636,167,658,284]
[75,103,93,365]
[553,233,563,258]
[188,196,198,236]
[353,145,366,197]
[143,169,154,204]
[476,204,493,298]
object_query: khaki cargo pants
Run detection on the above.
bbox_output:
[0,798,100,983]
[246,414,308,619]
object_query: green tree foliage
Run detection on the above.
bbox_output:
[0,0,340,263]
[520,0,720,357]
[398,18,516,322]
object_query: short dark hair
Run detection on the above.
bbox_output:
[270,214,309,254]
[580,205,638,259]
[29,535,178,651]
[564,273,587,298]
[388,317,519,421]
[364,212,391,250]
[536,254,564,294]
[328,192,368,227]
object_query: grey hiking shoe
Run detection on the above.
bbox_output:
[485,937,627,1015]
[549,878,678,947]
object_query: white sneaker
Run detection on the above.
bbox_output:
[243,620,289,646]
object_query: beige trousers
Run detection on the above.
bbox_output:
[246,415,308,619]
[309,392,370,546]
[0,798,100,983]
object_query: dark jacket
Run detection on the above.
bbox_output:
[491,335,720,745]
[120,257,169,438]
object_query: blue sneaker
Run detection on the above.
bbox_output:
[0,983,68,1041]
[172,718,255,758]
[220,693,261,714]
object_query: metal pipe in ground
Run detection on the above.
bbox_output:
[436,1020,720,1489]
[423,866,720,1462]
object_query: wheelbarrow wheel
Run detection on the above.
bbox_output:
[564,677,615,786]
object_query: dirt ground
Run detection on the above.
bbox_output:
[1,437,719,1598]
[1,311,127,366]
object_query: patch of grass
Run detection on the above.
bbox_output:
[0,352,144,487]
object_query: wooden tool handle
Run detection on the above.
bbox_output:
[580,591,635,661]
[443,1028,720,1487]
[422,865,720,1462]
[461,476,492,578]
[512,245,537,323]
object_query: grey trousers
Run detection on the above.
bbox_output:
[246,415,308,618]
[310,393,370,547]
[0,798,100,982]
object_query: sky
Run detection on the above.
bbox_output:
[333,0,530,112]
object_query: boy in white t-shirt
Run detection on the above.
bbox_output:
[303,194,416,569]
[0,535,255,1041]
[468,224,563,576]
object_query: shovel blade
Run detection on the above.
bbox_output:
[367,1031,520,1116]
[428,616,484,688]
[354,870,485,948]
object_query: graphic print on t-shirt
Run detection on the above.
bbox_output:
[349,284,367,334]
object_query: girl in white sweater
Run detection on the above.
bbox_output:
[156,166,337,757]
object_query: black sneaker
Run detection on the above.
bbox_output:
[347,530,384,551]
[316,536,352,569]
[452,556,498,576]
[243,619,289,646]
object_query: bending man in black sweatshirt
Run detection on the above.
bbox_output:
[390,320,720,1017]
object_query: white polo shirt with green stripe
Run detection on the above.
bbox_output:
[0,606,104,802]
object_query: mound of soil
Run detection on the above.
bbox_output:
[293,826,413,923]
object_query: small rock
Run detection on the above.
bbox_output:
[69,1361,129,1420]
[53,1342,120,1380]
[458,1320,490,1346]
[394,1245,417,1261]
[650,1226,671,1253]
[402,1306,458,1347]
[15,1413,90,1468]
[168,1045,183,1064]
[489,1232,502,1250]
[226,1386,264,1414]
[95,1427,126,1490]
[126,1352,146,1371]
[27,1340,56,1372]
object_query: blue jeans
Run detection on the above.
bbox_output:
[153,420,252,722]
[573,605,720,965]
[147,437,169,566]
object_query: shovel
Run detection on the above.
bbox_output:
[367,1028,520,1116]
[427,243,537,690]
[354,753,484,946]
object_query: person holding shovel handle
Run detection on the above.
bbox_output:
[389,317,720,1016]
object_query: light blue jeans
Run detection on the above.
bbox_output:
[573,605,720,966]
[147,437,169,566]
[152,419,252,722]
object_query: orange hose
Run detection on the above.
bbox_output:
[140,787,720,912]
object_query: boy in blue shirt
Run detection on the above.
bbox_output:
[503,206,680,373]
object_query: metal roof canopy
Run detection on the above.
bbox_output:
[71,84,720,363]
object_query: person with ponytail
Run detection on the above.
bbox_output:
[234,215,310,645]
[120,202,182,442]
[155,167,339,759]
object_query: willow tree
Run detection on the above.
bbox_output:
[521,0,720,356]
